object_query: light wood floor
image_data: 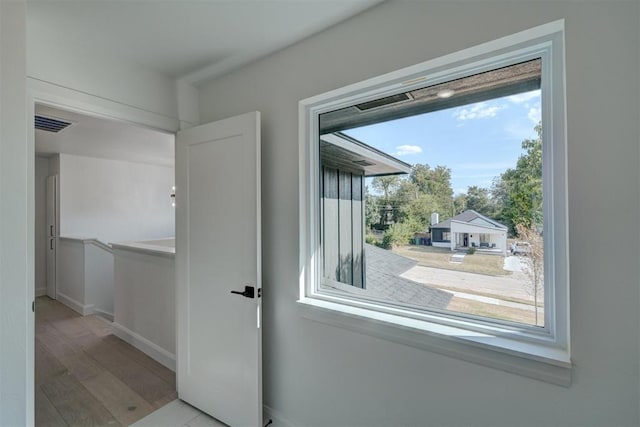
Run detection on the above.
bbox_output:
[35,296,177,426]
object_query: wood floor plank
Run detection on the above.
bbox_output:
[80,372,156,426]
[40,372,120,427]
[37,324,82,360]
[80,315,113,337]
[85,339,176,407]
[35,337,68,387]
[152,390,179,409]
[54,317,93,339]
[36,297,177,425]
[103,335,176,388]
[60,351,104,382]
[35,385,68,427]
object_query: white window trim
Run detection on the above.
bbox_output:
[298,20,570,386]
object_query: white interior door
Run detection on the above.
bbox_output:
[176,112,262,427]
[45,174,57,299]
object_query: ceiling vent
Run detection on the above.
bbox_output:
[35,115,72,133]
[355,92,413,111]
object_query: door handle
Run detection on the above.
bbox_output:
[50,225,54,237]
[50,239,54,250]
[230,285,254,299]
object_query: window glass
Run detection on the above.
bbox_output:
[318,59,545,327]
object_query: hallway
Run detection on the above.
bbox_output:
[35,297,177,426]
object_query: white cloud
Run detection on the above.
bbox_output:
[528,104,541,124]
[453,102,504,120]
[394,145,422,156]
[507,90,540,104]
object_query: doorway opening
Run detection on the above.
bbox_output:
[34,103,178,426]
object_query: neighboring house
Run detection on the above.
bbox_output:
[430,210,508,256]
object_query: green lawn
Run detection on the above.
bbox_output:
[392,245,512,276]
[447,297,541,326]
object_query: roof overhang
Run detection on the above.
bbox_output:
[320,132,411,176]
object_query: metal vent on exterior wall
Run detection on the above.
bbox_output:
[35,115,72,133]
[355,92,412,111]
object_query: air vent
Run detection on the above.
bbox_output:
[355,93,412,111]
[35,115,72,133]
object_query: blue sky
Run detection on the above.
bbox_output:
[343,90,541,195]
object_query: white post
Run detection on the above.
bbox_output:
[0,1,32,425]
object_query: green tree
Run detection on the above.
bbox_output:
[404,193,442,229]
[364,190,379,231]
[493,123,543,234]
[371,175,400,201]
[453,193,467,215]
[410,164,453,206]
[466,186,493,217]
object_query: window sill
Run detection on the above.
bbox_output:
[297,297,571,387]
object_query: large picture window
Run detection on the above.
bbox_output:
[299,21,569,383]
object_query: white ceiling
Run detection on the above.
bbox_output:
[35,105,175,167]
[30,1,382,162]
[26,0,383,85]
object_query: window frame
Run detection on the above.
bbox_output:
[298,20,569,385]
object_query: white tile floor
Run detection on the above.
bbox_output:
[131,399,228,427]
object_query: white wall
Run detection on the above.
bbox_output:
[58,154,175,244]
[34,156,49,296]
[85,244,115,319]
[198,1,640,426]
[113,246,175,369]
[26,17,177,123]
[56,238,86,311]
[56,237,115,318]
[0,1,32,425]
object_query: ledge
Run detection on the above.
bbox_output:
[111,241,175,258]
[297,297,571,387]
[59,236,113,253]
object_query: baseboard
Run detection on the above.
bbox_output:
[111,322,176,371]
[35,287,47,297]
[263,405,297,427]
[92,308,114,322]
[56,292,94,316]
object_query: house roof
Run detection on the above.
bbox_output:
[431,210,508,231]
[323,244,452,310]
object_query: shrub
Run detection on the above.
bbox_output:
[382,219,423,248]
[467,247,476,255]
[378,234,393,249]
[365,234,377,245]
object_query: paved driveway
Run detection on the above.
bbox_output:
[400,264,537,302]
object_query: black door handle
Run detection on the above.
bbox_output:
[230,285,254,299]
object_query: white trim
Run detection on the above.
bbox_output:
[111,322,176,371]
[111,242,175,258]
[92,308,114,322]
[298,299,570,386]
[56,291,94,316]
[298,20,569,383]
[263,405,297,427]
[59,236,113,254]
